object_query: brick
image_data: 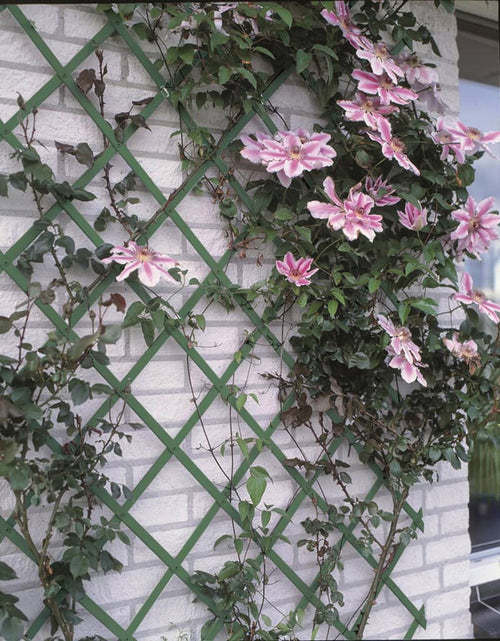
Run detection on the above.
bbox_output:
[443,559,471,588]
[413,621,442,639]
[0,29,49,66]
[425,480,469,510]
[364,603,414,638]
[135,590,205,635]
[134,155,184,190]
[63,7,108,40]
[442,614,473,638]
[426,534,471,565]
[440,507,469,535]
[425,586,471,619]
[392,567,440,598]
[0,68,56,121]
[128,493,189,528]
[21,4,62,35]
[88,565,166,605]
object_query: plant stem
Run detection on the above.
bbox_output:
[354,487,409,639]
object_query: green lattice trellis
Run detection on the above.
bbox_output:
[0,5,426,639]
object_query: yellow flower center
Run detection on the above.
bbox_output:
[467,127,481,140]
[289,146,301,159]
[473,290,486,303]
[136,248,152,263]
[390,138,405,153]
[395,328,411,342]
[374,44,388,60]
[468,217,479,230]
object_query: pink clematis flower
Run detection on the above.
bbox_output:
[287,128,337,160]
[398,202,428,231]
[342,189,382,242]
[443,333,480,373]
[378,315,427,385]
[447,121,500,157]
[398,52,439,86]
[307,176,346,231]
[338,92,399,129]
[351,70,418,105]
[355,42,404,82]
[307,178,382,242]
[275,252,318,286]
[377,315,422,363]
[367,118,420,175]
[454,272,500,322]
[364,175,401,206]
[259,131,336,187]
[240,132,273,164]
[414,81,448,114]
[431,118,466,164]
[320,2,368,48]
[102,242,179,287]
[386,344,427,385]
[450,196,499,258]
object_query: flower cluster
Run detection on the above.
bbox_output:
[307,177,382,242]
[443,333,480,373]
[378,316,427,386]
[240,128,336,187]
[432,119,500,163]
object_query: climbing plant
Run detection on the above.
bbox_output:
[0,1,499,640]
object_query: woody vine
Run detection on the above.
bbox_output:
[0,1,499,640]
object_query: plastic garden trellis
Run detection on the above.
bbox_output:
[0,5,427,639]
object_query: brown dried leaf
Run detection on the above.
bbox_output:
[76,68,96,94]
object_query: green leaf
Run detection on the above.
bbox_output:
[70,379,90,406]
[0,174,9,197]
[327,300,338,318]
[9,466,31,491]
[218,66,232,85]
[0,316,12,334]
[123,301,145,328]
[0,561,17,581]
[74,142,94,168]
[70,553,89,578]
[99,324,122,344]
[141,318,155,346]
[398,303,410,324]
[296,49,312,74]
[2,617,25,641]
[274,207,294,221]
[253,45,275,59]
[457,163,475,187]
[247,475,266,506]
[236,393,247,412]
[9,172,27,191]
[68,334,98,361]
[410,297,438,316]
[237,67,257,89]
[213,534,232,550]
[272,4,293,27]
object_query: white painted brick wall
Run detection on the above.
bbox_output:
[0,3,473,640]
